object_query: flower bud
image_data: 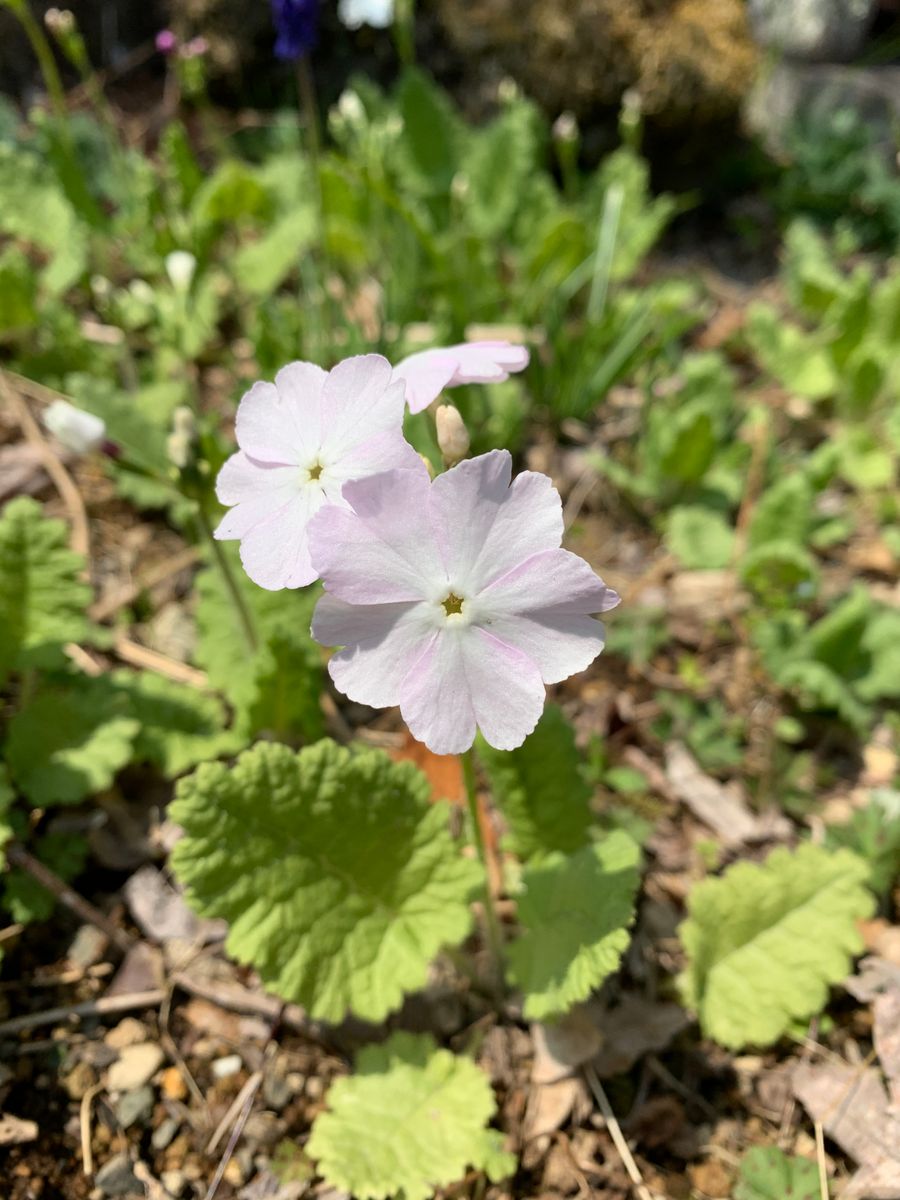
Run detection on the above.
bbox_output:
[552,111,578,143]
[165,250,197,293]
[435,404,470,467]
[44,7,74,34]
[43,400,106,455]
[167,405,197,470]
[337,89,365,125]
[155,29,178,54]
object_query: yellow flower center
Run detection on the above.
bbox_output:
[442,592,465,617]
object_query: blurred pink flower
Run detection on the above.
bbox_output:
[393,341,529,414]
[181,36,209,58]
[309,450,618,754]
[215,355,421,591]
[155,29,178,54]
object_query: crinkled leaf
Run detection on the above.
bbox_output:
[3,831,88,924]
[733,1146,820,1200]
[748,475,814,550]
[6,678,139,806]
[478,706,592,862]
[0,497,97,684]
[395,67,461,194]
[233,208,316,297]
[461,100,540,238]
[0,147,88,294]
[679,844,874,1049]
[308,1032,514,1200]
[170,741,481,1022]
[111,670,245,778]
[508,832,641,1021]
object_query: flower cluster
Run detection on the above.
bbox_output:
[215,344,619,752]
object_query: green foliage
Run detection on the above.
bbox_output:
[170,741,481,1022]
[667,506,734,570]
[734,1146,821,1200]
[194,548,323,742]
[111,670,244,778]
[3,831,88,924]
[0,767,13,854]
[0,497,99,685]
[477,706,593,862]
[507,832,641,1021]
[308,1032,513,1200]
[825,790,900,897]
[679,844,873,1049]
[757,588,900,730]
[5,677,139,806]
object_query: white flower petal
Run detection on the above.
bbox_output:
[313,594,434,708]
[319,355,407,458]
[237,488,323,591]
[393,341,529,414]
[429,450,563,592]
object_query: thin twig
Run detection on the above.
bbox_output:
[80,1081,104,1176]
[112,636,208,687]
[206,1070,264,1156]
[5,842,133,954]
[584,1064,660,1200]
[0,371,91,558]
[814,1120,830,1200]
[0,989,166,1038]
[90,547,199,621]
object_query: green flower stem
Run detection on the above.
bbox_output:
[195,500,258,655]
[461,747,505,990]
[8,0,68,121]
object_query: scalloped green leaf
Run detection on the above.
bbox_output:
[825,790,900,897]
[170,741,482,1023]
[507,831,641,1021]
[0,497,97,685]
[666,505,735,570]
[679,844,874,1049]
[734,1146,821,1200]
[308,1032,514,1200]
[477,705,592,863]
[5,677,139,806]
[111,670,245,778]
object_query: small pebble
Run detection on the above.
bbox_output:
[64,1060,97,1100]
[94,1152,138,1197]
[211,1053,242,1080]
[305,1076,324,1100]
[107,1043,165,1092]
[105,1018,147,1051]
[67,925,110,970]
[114,1085,154,1129]
[223,1158,245,1187]
[161,1170,186,1198]
[151,1116,180,1152]
[160,1065,187,1102]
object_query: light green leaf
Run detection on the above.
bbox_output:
[0,497,97,685]
[191,160,272,227]
[170,741,481,1022]
[746,304,838,400]
[477,706,592,862]
[111,671,245,778]
[233,208,316,297]
[734,1146,821,1200]
[667,506,735,569]
[6,678,139,806]
[679,844,874,1049]
[395,67,460,194]
[308,1032,514,1200]
[0,146,87,294]
[462,100,539,238]
[0,766,13,855]
[508,832,641,1021]
[748,475,813,550]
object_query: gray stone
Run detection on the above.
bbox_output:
[748,0,877,63]
[107,1042,165,1092]
[67,925,110,970]
[95,1152,138,1197]
[151,1116,180,1151]
[114,1086,154,1130]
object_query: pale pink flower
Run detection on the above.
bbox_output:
[393,341,530,414]
[215,355,422,590]
[308,450,619,754]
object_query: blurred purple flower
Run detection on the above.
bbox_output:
[271,0,319,61]
[155,29,178,55]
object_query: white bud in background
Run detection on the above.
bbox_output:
[43,400,106,455]
[451,172,470,202]
[128,279,155,305]
[338,0,395,29]
[435,404,470,467]
[165,250,197,293]
[498,77,520,104]
[553,111,578,143]
[44,7,75,34]
[166,405,197,470]
[337,89,366,125]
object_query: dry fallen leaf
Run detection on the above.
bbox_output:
[590,995,690,1079]
[388,731,465,805]
[793,1061,900,1199]
[524,1076,589,1141]
[532,1005,605,1084]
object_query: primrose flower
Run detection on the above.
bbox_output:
[215,355,421,591]
[43,400,106,455]
[271,0,319,60]
[338,0,394,29]
[309,450,619,754]
[393,341,530,414]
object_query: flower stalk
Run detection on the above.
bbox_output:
[461,747,505,991]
